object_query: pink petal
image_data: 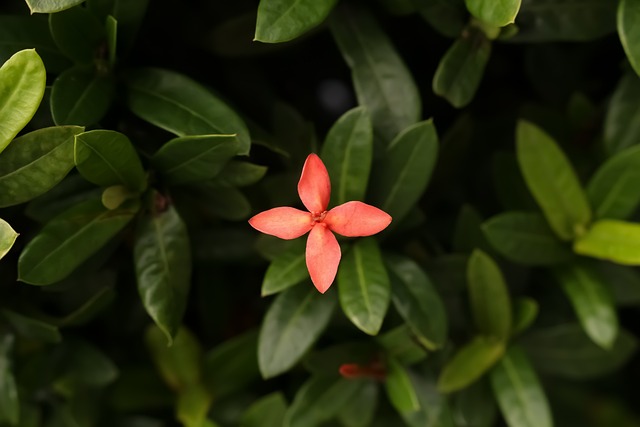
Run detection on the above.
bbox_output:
[306,224,341,293]
[248,207,312,239]
[324,201,392,237]
[298,153,331,213]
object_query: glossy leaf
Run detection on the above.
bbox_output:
[337,379,378,427]
[604,73,640,156]
[511,297,539,336]
[261,239,308,296]
[385,357,420,413]
[241,392,288,427]
[0,219,18,261]
[338,238,390,336]
[516,120,591,240]
[465,0,521,27]
[386,254,447,350]
[433,30,492,108]
[125,68,250,155]
[146,325,202,391]
[0,126,84,207]
[489,346,552,427]
[18,199,138,285]
[482,211,574,265]
[330,6,421,142]
[258,285,336,378]
[255,0,339,43]
[321,107,373,205]
[152,134,238,185]
[618,0,640,78]
[134,200,191,345]
[48,6,105,63]
[1,309,61,343]
[574,220,640,265]
[0,336,18,426]
[370,120,439,224]
[376,325,428,366]
[586,145,640,219]
[554,262,618,349]
[25,0,84,13]
[437,336,505,393]
[0,49,46,154]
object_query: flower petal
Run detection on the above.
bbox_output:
[324,201,392,237]
[248,207,312,239]
[298,153,331,213]
[306,224,341,293]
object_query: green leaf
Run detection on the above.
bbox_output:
[330,6,421,142]
[320,107,373,205]
[437,336,505,394]
[433,30,492,108]
[102,185,134,210]
[87,0,149,55]
[124,68,251,155]
[511,297,539,336]
[516,120,591,240]
[554,262,618,349]
[376,325,428,366]
[482,211,574,266]
[106,15,117,67]
[0,126,84,207]
[0,49,46,154]
[51,65,115,126]
[152,135,238,185]
[261,239,308,296]
[145,325,202,391]
[48,5,105,63]
[370,120,439,224]
[213,161,267,188]
[0,335,18,425]
[53,340,119,393]
[337,380,378,427]
[258,285,336,378]
[452,380,497,427]
[0,219,18,261]
[597,262,640,306]
[56,284,115,327]
[241,392,288,427]
[586,145,640,219]
[385,357,420,413]
[418,0,467,38]
[18,199,138,285]
[522,323,637,379]
[465,0,521,27]
[467,249,512,341]
[1,309,61,343]
[176,384,212,427]
[189,182,252,221]
[303,342,377,376]
[75,130,146,191]
[618,0,640,78]
[386,254,447,350]
[134,198,191,345]
[604,73,640,156]
[492,151,538,211]
[489,346,552,427]
[574,220,640,265]
[25,0,84,13]
[338,238,390,336]
[452,204,485,253]
[255,0,339,43]
[401,371,455,427]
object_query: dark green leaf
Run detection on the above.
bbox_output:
[418,0,467,38]
[452,380,497,427]
[124,68,251,155]
[330,6,421,142]
[213,161,267,188]
[18,199,138,285]
[57,285,115,327]
[511,297,539,336]
[190,182,252,221]
[618,0,640,78]
[48,6,105,63]
[465,0,521,27]
[453,205,485,253]
[489,346,552,427]
[597,262,640,306]
[26,0,84,13]
[145,325,202,391]
[258,285,336,378]
[1,309,61,343]
[255,0,339,43]
[604,73,640,156]
[261,239,308,296]
[0,335,18,425]
[574,220,640,265]
[492,151,538,211]
[0,219,18,261]
[401,371,455,427]
[337,379,378,427]
[241,392,287,427]
[24,174,98,223]
[385,357,420,413]
[303,342,378,376]
[338,238,390,336]
[54,340,118,394]
[87,0,149,55]
[106,15,117,66]
[376,325,428,365]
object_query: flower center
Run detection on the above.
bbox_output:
[311,211,327,224]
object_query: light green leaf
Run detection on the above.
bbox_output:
[338,238,390,336]
[1,309,61,343]
[0,219,18,261]
[385,357,420,413]
[321,107,373,205]
[18,199,138,285]
[258,285,336,378]
[618,0,640,78]
[25,0,84,13]
[465,0,521,26]
[261,239,308,296]
[48,5,105,63]
[145,325,202,391]
[0,49,46,154]
[255,0,339,43]
[376,325,428,366]
[176,384,212,427]
[0,335,18,425]
[102,185,134,210]
[337,379,378,427]
[574,220,640,265]
[604,73,640,156]
[516,120,591,240]
[511,297,539,337]
[330,6,421,142]
[241,392,288,427]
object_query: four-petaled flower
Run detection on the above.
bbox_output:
[249,154,392,293]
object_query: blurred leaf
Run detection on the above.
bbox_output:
[48,5,105,63]
[321,107,373,205]
[152,135,238,185]
[241,392,287,427]
[255,0,338,43]
[587,145,640,219]
[516,120,591,240]
[433,30,492,108]
[261,239,308,296]
[338,238,390,336]
[437,336,505,393]
[489,346,552,427]
[0,335,18,426]
[190,182,252,221]
[146,326,202,391]
[604,73,640,156]
[135,199,191,345]
[106,15,117,66]
[0,49,46,154]
[176,384,212,427]
[401,371,455,427]
[51,65,115,126]
[25,0,84,13]
[75,130,146,191]
[522,323,637,379]
[492,151,538,211]
[418,0,467,38]
[124,68,250,155]
[54,340,118,394]
[337,379,378,427]
[18,198,138,285]
[385,357,420,413]
[330,6,421,142]
[618,0,640,78]
[213,161,267,188]
[87,0,149,54]
[110,367,173,413]
[0,126,84,208]
[574,220,640,265]
[25,174,98,223]
[453,205,485,253]
[554,262,618,349]
[258,285,337,378]
[303,342,377,376]
[482,211,574,265]
[1,310,61,343]
[511,297,539,336]
[465,0,521,27]
[386,254,447,350]
[370,120,439,225]
[56,285,115,326]
[0,219,18,261]
[376,325,428,365]
[452,380,497,427]
[597,262,640,306]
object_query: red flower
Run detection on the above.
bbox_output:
[249,154,392,293]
